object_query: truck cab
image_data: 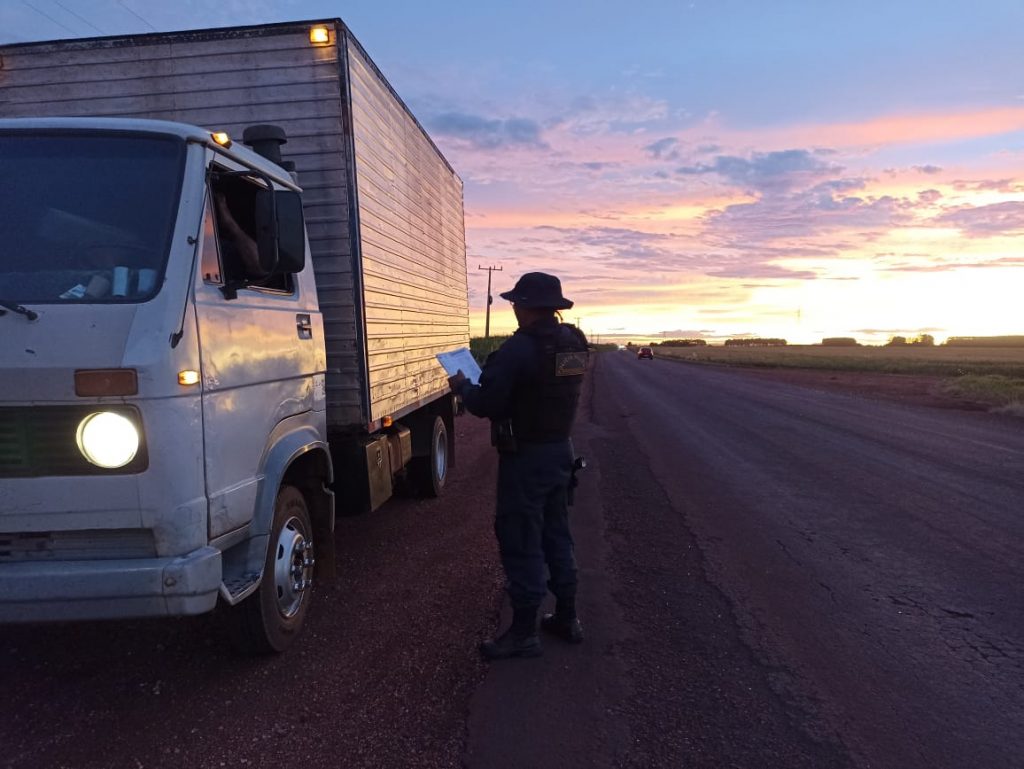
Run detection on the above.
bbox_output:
[0,118,334,652]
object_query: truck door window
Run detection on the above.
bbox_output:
[208,175,293,294]
[200,197,222,285]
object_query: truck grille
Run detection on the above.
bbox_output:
[0,530,157,561]
[0,406,148,478]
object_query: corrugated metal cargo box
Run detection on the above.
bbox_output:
[0,20,470,431]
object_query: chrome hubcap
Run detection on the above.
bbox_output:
[273,516,315,618]
[434,429,448,481]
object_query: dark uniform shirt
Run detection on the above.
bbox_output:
[458,316,587,439]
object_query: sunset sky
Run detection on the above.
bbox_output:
[2,1,1023,343]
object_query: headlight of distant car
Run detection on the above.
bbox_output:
[76,411,141,469]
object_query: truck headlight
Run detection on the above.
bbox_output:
[76,411,140,469]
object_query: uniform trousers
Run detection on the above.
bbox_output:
[494,439,578,610]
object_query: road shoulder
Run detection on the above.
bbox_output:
[463,361,633,769]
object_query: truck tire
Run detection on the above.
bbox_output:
[411,415,448,498]
[227,485,315,654]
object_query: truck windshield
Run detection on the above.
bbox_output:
[0,132,185,304]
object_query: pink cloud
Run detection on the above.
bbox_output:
[750,107,1024,149]
[933,201,1024,236]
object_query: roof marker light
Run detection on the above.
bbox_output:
[211,132,232,148]
[309,26,330,45]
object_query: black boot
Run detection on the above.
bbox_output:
[541,597,584,644]
[480,606,542,660]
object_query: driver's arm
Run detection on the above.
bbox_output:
[214,192,261,276]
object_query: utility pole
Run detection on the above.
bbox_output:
[478,264,502,338]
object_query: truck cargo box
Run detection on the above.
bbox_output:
[0,20,470,431]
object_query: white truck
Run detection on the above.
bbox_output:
[0,20,469,652]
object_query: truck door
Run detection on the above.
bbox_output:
[194,170,319,540]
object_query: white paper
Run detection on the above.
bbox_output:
[436,347,482,385]
[59,283,87,300]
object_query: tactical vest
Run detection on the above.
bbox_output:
[510,322,589,442]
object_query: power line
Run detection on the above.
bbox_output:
[21,0,78,36]
[117,0,157,32]
[54,0,106,34]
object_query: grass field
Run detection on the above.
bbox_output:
[652,345,1024,378]
[940,375,1024,416]
[470,339,1024,413]
[469,335,510,363]
[652,344,1024,414]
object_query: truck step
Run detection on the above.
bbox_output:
[222,571,262,602]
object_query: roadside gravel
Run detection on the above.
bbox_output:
[0,418,503,769]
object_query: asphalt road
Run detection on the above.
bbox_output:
[2,352,1021,768]
[573,351,1024,769]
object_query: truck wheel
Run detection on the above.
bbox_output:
[228,485,315,654]
[411,415,448,498]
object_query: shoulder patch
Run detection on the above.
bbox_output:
[555,350,588,376]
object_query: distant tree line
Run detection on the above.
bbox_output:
[659,339,708,347]
[886,334,935,346]
[945,335,1024,347]
[724,338,787,347]
[622,333,1023,349]
[821,337,859,346]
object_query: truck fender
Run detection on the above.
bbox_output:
[256,426,332,531]
[223,427,334,598]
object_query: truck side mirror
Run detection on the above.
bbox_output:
[253,189,280,276]
[274,191,306,274]
[254,189,306,276]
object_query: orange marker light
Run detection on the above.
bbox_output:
[309,26,330,45]
[382,416,393,428]
[178,370,200,386]
[211,132,232,147]
[75,369,138,397]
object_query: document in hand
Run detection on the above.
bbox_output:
[436,347,483,385]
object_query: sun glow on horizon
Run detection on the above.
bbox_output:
[468,249,1023,344]
[449,49,1024,348]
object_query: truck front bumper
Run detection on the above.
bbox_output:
[0,546,221,623]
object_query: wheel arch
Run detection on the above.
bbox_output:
[406,394,457,468]
[254,428,335,581]
[282,446,336,581]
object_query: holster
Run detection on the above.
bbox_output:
[491,420,518,453]
[567,456,586,506]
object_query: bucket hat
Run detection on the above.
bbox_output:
[499,272,574,310]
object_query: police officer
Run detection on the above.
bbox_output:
[448,272,589,660]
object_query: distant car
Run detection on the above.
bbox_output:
[637,347,654,360]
